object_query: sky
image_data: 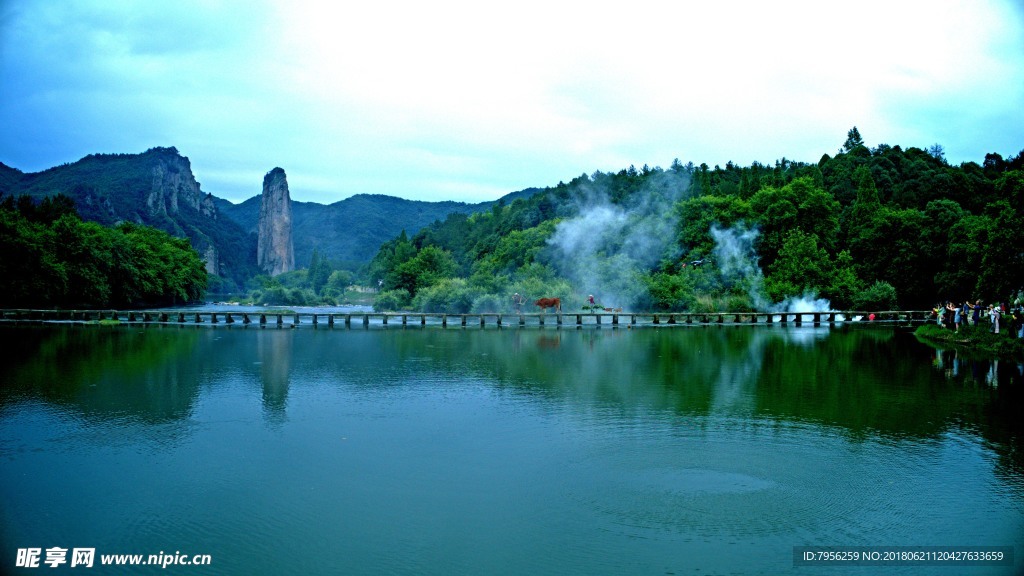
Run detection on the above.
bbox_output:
[1,0,1023,205]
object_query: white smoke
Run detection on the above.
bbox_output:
[710,224,763,294]
[543,175,837,315]
[546,170,689,308]
[710,223,835,314]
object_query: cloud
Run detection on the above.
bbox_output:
[1,0,1022,204]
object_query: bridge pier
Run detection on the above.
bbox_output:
[0,308,935,329]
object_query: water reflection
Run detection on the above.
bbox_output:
[1,324,1022,575]
[256,330,292,423]
[1,326,1021,464]
[0,326,204,423]
[932,347,1024,389]
[925,345,1024,478]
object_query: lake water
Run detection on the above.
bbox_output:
[1,324,1021,575]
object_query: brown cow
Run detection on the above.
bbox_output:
[534,297,561,312]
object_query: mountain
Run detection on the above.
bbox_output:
[0,147,542,283]
[216,193,496,267]
[214,188,542,269]
[0,147,258,286]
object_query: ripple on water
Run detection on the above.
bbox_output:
[557,414,985,545]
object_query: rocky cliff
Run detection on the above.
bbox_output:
[147,152,202,216]
[257,167,295,276]
[1,146,538,286]
[0,147,259,288]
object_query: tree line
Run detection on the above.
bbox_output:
[365,129,1024,313]
[0,194,207,308]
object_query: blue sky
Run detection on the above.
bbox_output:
[1,0,1022,205]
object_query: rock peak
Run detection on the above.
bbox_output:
[257,168,294,276]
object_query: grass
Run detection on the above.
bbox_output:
[914,321,1024,358]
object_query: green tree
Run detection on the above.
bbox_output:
[390,245,457,297]
[765,229,833,302]
[0,198,206,308]
[675,195,751,257]
[308,248,333,294]
[0,208,67,306]
[843,126,865,152]
[374,289,411,312]
[51,215,113,307]
[977,201,1024,300]
[325,269,354,294]
[411,278,480,313]
[749,177,840,269]
[852,281,898,310]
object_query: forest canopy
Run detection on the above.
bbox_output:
[364,129,1024,313]
[0,194,207,308]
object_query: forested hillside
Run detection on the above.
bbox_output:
[367,129,1024,313]
[215,192,541,268]
[0,147,258,289]
[0,194,207,308]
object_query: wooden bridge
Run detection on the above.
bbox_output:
[0,309,934,328]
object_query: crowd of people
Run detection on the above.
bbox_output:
[933,297,1024,338]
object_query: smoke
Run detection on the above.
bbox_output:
[709,223,834,314]
[541,171,834,315]
[546,170,689,309]
[710,224,764,300]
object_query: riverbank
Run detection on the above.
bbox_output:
[914,323,1024,358]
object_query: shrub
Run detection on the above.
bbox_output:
[412,278,479,313]
[374,289,411,312]
[852,281,898,311]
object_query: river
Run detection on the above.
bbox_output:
[0,324,1021,575]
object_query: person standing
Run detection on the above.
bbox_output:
[990,303,1001,334]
